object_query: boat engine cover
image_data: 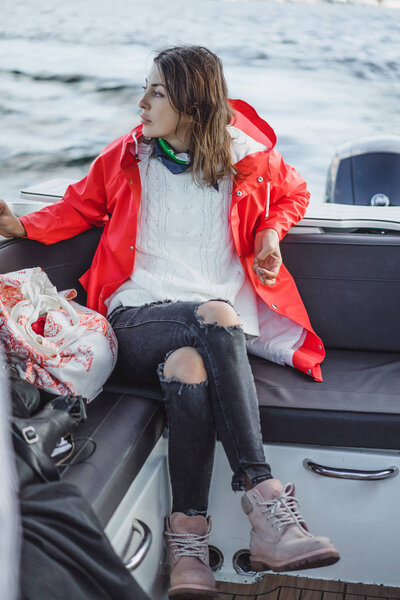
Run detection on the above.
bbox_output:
[325,136,400,206]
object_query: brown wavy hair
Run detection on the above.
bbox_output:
[154,46,235,188]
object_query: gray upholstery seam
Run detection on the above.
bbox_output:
[46,263,89,271]
[259,405,394,414]
[256,383,399,395]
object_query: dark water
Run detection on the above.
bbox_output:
[1,0,399,203]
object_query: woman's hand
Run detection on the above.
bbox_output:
[253,228,282,286]
[0,200,26,238]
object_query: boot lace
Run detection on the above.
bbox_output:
[254,483,311,535]
[165,530,209,562]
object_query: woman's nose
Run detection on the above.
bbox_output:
[138,94,148,110]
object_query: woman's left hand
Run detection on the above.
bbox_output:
[253,228,282,286]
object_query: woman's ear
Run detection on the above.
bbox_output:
[181,112,194,126]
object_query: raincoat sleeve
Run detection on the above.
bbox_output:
[255,149,310,241]
[19,154,109,245]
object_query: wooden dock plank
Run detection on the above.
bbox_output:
[216,574,400,600]
[346,581,400,599]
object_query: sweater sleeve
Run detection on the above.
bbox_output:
[20,153,109,245]
[255,149,310,241]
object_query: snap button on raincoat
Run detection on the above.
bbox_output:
[20,99,325,381]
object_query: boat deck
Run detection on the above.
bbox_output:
[217,574,400,600]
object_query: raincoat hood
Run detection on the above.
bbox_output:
[229,98,277,152]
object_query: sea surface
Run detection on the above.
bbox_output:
[1,0,399,203]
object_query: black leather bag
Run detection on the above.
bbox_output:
[10,376,87,488]
[9,370,42,418]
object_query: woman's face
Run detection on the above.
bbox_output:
[138,63,192,153]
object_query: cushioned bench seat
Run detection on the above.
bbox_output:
[251,350,400,450]
[61,387,165,527]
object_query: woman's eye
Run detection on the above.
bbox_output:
[141,85,164,97]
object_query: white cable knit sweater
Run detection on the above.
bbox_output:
[106,131,261,336]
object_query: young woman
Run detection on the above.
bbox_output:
[0,46,339,599]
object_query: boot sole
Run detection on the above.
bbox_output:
[250,548,340,573]
[168,584,218,599]
[168,588,218,600]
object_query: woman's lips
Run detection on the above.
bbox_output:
[140,114,151,125]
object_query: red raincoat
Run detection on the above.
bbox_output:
[20,99,325,381]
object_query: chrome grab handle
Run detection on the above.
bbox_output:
[303,459,399,481]
[123,518,152,571]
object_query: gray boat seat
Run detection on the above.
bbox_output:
[261,231,400,451]
[251,350,400,450]
[61,388,165,527]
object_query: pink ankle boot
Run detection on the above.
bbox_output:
[242,478,340,572]
[165,512,217,599]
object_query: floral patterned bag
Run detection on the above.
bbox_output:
[0,267,118,401]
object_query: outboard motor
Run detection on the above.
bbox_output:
[325,136,400,205]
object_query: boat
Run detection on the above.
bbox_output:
[1,138,400,599]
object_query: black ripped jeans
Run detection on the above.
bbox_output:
[108,299,272,516]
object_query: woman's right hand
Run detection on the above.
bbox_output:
[0,200,26,238]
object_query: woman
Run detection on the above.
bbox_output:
[0,46,339,599]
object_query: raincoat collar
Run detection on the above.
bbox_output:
[121,98,277,168]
